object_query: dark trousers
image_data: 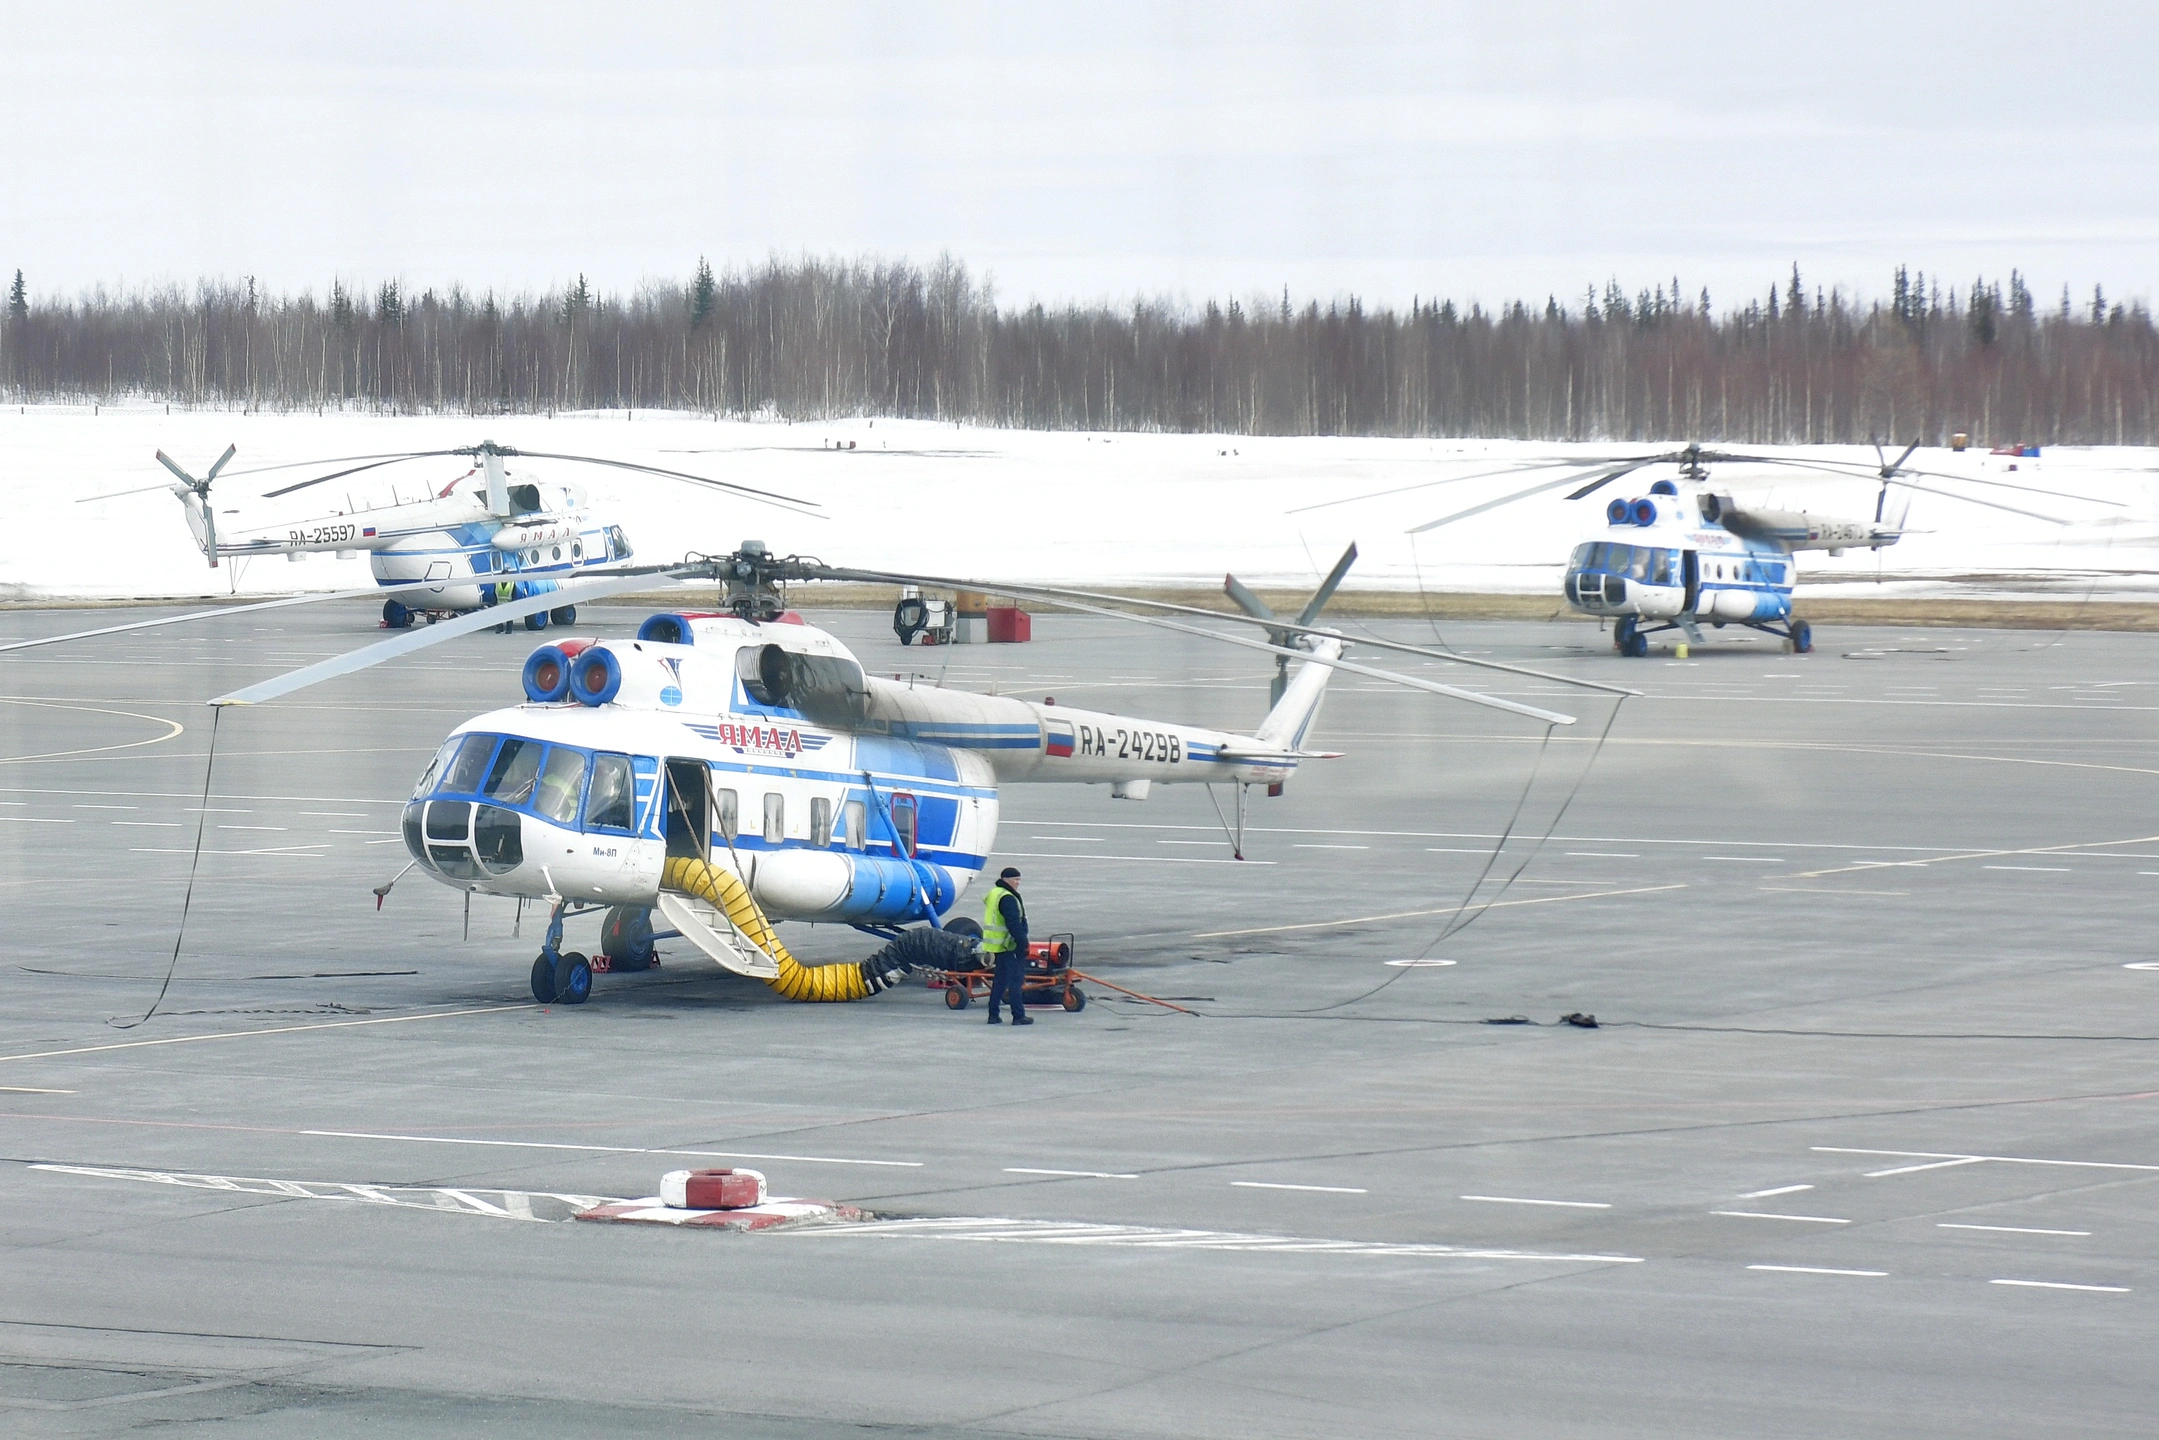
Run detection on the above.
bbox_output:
[988,949,1027,1018]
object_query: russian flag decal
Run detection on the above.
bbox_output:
[1045,721,1075,758]
[361,527,377,537]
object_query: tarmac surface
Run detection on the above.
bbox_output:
[0,598,2154,1438]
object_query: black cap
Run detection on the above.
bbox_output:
[998,866,1022,880]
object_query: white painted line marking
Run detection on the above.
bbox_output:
[112,821,183,827]
[1704,855,1784,863]
[1384,958,1456,968]
[1027,835,1104,842]
[1156,840,1220,846]
[1460,1195,1610,1209]
[1984,865,2070,872]
[218,825,288,832]
[1003,1168,1138,1180]
[1740,1184,1814,1199]
[297,1129,924,1167]
[1748,1265,1886,1277]
[1814,1147,2159,1173]
[1232,1181,1369,1194]
[1293,844,1369,850]
[1940,1224,2090,1237]
[72,804,135,810]
[327,829,398,835]
[1990,1279,2128,1293]
[0,1085,75,1094]
[0,817,72,823]
[785,1217,1641,1263]
[1426,847,1494,853]
[182,807,251,813]
[1711,1211,1851,1224]
[298,812,369,817]
[1865,1156,1989,1177]
[1566,851,1637,858]
[1004,851,1276,867]
[2124,963,2159,971]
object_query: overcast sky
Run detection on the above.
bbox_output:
[3,2,2153,312]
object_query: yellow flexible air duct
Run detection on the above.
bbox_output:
[661,854,878,1002]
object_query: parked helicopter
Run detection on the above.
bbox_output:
[1300,441,2123,655]
[78,441,818,630]
[3,539,1632,1010]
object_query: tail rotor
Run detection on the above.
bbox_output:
[153,444,238,567]
[1225,543,1357,706]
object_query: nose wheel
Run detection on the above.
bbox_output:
[527,900,591,1004]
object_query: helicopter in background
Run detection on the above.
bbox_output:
[1303,441,2123,655]
[80,441,817,630]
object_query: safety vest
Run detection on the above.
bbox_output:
[495,580,514,603]
[980,883,1024,953]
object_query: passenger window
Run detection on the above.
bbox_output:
[586,753,634,831]
[533,748,587,824]
[713,787,739,841]
[844,800,866,850]
[890,793,918,858]
[483,737,544,805]
[810,796,834,846]
[440,734,497,795]
[763,792,785,843]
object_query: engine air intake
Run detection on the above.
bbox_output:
[522,645,572,704]
[572,648,623,705]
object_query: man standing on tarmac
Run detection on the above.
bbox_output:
[981,866,1032,1025]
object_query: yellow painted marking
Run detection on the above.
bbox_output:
[0,1004,536,1064]
[1195,884,1687,939]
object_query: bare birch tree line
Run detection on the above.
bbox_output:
[2,258,2154,445]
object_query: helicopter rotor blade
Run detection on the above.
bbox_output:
[262,451,472,499]
[209,567,694,708]
[203,443,238,484]
[0,565,662,660]
[1286,457,1582,517]
[223,450,465,478]
[792,560,1635,701]
[1407,460,1646,535]
[1731,455,2124,508]
[1295,542,1360,629]
[81,477,191,503]
[1884,439,1921,476]
[502,451,824,518]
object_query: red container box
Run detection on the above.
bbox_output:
[987,607,1031,643]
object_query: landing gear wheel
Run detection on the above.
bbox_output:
[524,611,549,632]
[945,986,970,1010]
[530,954,558,1004]
[1622,631,1650,658]
[1612,616,1636,653]
[600,905,655,968]
[943,916,983,940]
[1062,988,1087,1012]
[382,599,413,629]
[553,952,592,1005]
[550,606,577,626]
[1790,620,1813,655]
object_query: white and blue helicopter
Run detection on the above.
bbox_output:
[2,540,1629,1010]
[1306,442,2122,656]
[81,440,816,630]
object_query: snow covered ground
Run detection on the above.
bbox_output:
[8,402,2158,602]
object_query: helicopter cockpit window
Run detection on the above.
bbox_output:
[1569,543,1593,571]
[1627,548,1650,581]
[483,738,544,805]
[585,753,635,832]
[438,734,498,795]
[533,747,588,824]
[413,737,461,798]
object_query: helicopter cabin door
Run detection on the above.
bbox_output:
[1680,550,1701,614]
[663,758,710,862]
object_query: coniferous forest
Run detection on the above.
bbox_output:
[3,258,2154,445]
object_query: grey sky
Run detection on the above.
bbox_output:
[4,2,2153,311]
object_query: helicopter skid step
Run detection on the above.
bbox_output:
[656,889,780,978]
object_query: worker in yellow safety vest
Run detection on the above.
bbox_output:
[491,579,516,634]
[979,866,1031,1025]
